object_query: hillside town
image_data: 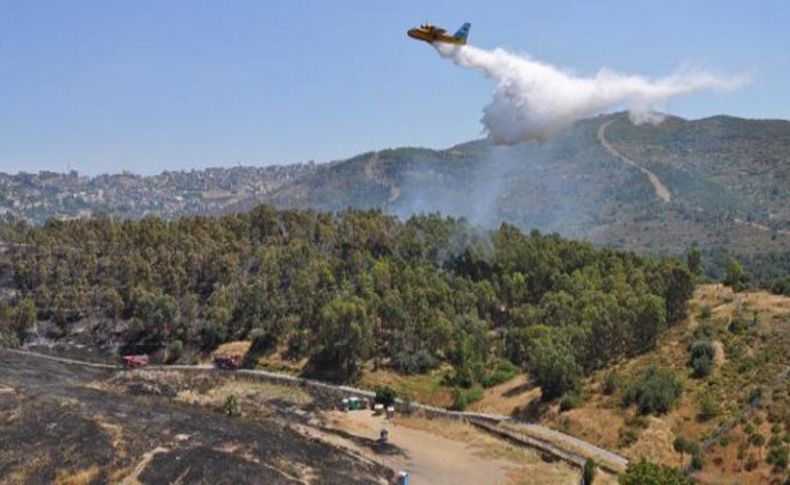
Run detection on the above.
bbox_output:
[0,163,315,223]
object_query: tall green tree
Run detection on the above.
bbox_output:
[310,296,372,382]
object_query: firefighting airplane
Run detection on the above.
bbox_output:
[407,22,471,45]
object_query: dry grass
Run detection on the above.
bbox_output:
[550,402,626,451]
[54,465,99,485]
[96,420,127,460]
[624,416,676,465]
[359,367,453,407]
[176,377,312,409]
[255,347,308,375]
[394,415,581,483]
[210,340,250,360]
[532,283,789,482]
[470,374,541,416]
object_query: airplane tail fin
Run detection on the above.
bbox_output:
[454,22,471,42]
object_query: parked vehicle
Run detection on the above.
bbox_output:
[213,355,241,370]
[121,354,149,369]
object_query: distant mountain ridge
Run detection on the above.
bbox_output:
[1,113,788,259]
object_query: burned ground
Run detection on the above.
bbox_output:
[0,350,390,484]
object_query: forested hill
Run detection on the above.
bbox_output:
[2,113,788,279]
[265,113,789,255]
[0,206,694,391]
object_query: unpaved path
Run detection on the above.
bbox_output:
[323,410,550,485]
[364,152,400,203]
[598,119,671,203]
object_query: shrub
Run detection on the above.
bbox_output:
[375,386,397,407]
[480,359,519,388]
[394,349,438,375]
[749,387,764,406]
[619,459,695,485]
[698,391,720,421]
[689,340,716,378]
[694,322,716,340]
[582,458,597,485]
[622,367,683,415]
[673,436,690,467]
[750,433,766,448]
[691,452,704,470]
[766,445,788,470]
[559,394,578,412]
[450,387,484,411]
[167,339,184,363]
[603,372,620,395]
[729,315,747,334]
[698,306,712,320]
[618,427,640,448]
[770,276,790,296]
[224,393,239,417]
[0,330,20,349]
[745,454,758,471]
[737,444,746,461]
[691,355,714,378]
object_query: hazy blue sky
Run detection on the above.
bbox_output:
[0,1,786,175]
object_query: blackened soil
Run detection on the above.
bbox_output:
[0,349,389,484]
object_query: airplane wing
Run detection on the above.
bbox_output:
[431,27,447,34]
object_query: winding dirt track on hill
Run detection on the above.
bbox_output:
[598,119,671,203]
[364,152,400,204]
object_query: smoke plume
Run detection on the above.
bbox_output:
[435,44,747,143]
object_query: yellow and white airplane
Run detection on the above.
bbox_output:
[407,22,470,45]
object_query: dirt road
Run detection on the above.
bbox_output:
[598,119,671,203]
[323,410,552,485]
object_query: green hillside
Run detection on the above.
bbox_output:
[262,113,789,282]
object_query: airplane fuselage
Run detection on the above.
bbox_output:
[407,26,466,45]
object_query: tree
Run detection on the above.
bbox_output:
[99,288,124,320]
[662,264,695,325]
[528,335,582,400]
[309,296,372,382]
[449,315,490,387]
[634,295,667,351]
[130,289,179,344]
[12,298,36,341]
[242,328,276,369]
[686,247,702,276]
[724,256,747,291]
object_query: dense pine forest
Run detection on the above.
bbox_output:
[0,206,694,394]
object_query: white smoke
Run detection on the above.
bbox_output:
[434,43,748,143]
